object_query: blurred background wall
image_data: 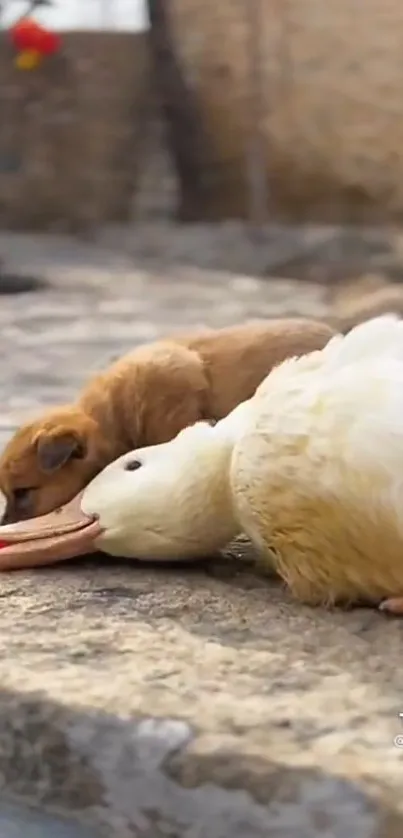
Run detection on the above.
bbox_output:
[2,0,403,230]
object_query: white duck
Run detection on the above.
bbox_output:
[2,315,403,615]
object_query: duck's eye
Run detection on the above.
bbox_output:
[124,459,142,472]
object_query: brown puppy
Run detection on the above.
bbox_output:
[0,318,335,524]
[327,274,403,333]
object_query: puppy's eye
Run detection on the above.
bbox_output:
[124,459,142,472]
[13,487,35,508]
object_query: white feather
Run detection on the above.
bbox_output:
[235,316,403,490]
[228,316,403,605]
[319,313,403,371]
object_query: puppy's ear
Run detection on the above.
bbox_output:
[35,430,86,473]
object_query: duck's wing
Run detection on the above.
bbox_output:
[326,358,403,478]
[318,313,403,371]
[299,315,403,476]
[253,313,403,399]
[232,315,403,492]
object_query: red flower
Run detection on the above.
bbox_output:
[36,28,61,56]
[10,18,61,56]
[10,19,41,51]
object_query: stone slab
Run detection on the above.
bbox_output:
[0,225,402,836]
[0,550,402,837]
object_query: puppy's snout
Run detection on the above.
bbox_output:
[0,491,7,525]
[1,502,32,526]
[1,507,15,526]
[0,490,11,525]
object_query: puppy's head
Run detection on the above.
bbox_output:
[0,406,111,524]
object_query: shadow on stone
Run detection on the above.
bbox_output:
[0,686,400,838]
[0,798,98,838]
[0,272,49,295]
[0,258,49,294]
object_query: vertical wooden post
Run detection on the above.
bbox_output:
[245,0,270,240]
[146,0,215,221]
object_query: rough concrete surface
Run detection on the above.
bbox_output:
[0,223,403,837]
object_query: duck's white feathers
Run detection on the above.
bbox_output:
[317,312,403,369]
[230,316,403,605]
[84,422,238,561]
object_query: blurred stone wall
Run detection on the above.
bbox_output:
[0,31,151,231]
[4,2,403,229]
[169,0,403,222]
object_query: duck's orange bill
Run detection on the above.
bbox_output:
[0,492,102,570]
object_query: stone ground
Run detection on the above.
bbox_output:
[0,222,403,838]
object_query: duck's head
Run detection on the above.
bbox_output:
[0,422,239,569]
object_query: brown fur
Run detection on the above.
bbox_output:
[326,274,403,333]
[0,318,335,523]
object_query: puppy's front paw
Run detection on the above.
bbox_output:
[378,597,403,616]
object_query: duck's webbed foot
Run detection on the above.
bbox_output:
[378,597,403,616]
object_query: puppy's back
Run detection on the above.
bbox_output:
[175,319,336,418]
[324,273,403,333]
